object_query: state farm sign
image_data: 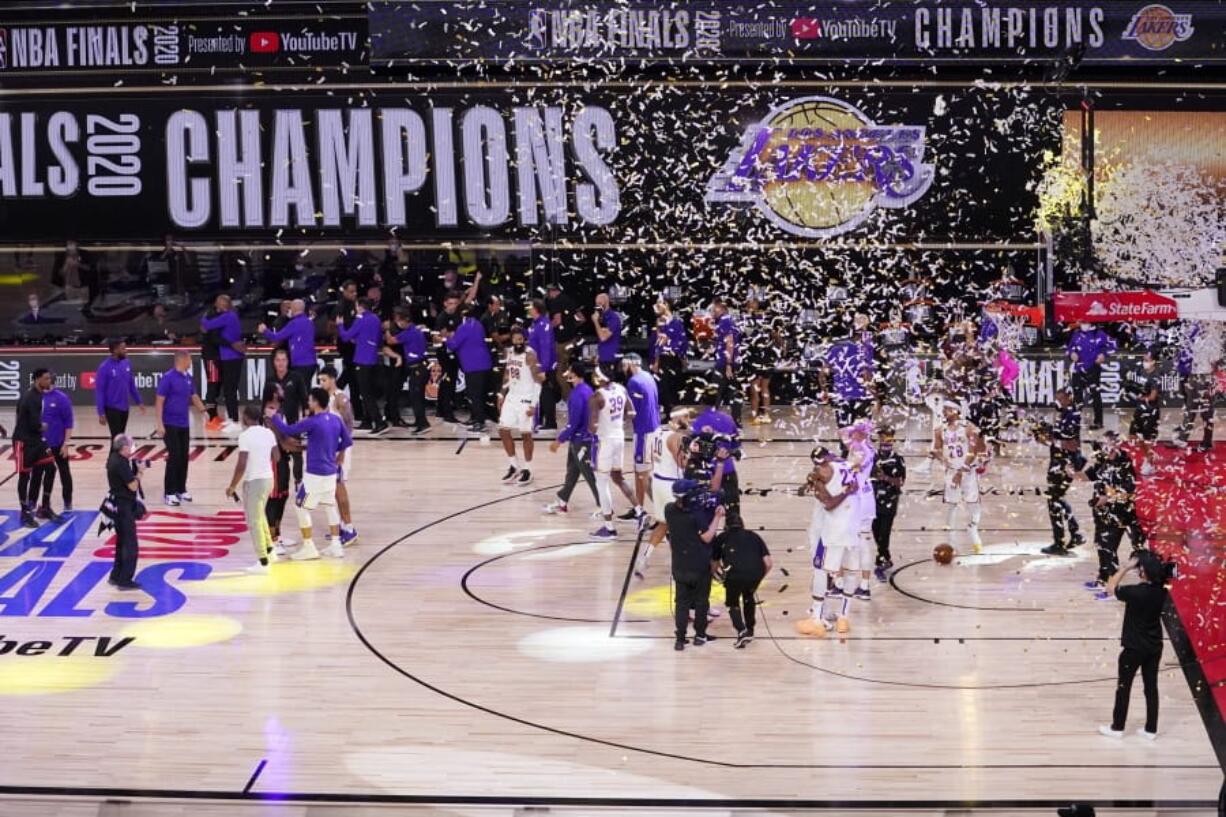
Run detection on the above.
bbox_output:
[1053,290,1178,323]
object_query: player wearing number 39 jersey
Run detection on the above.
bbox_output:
[588,367,636,540]
[933,402,987,554]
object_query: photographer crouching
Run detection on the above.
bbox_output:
[105,434,150,591]
[665,479,725,652]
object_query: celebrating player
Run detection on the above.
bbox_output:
[498,325,545,486]
[588,366,636,539]
[933,402,987,555]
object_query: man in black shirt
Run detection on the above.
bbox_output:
[1100,550,1169,739]
[262,348,308,552]
[14,368,57,528]
[336,280,361,418]
[871,427,906,580]
[1080,431,1147,595]
[200,303,223,430]
[433,291,464,423]
[546,283,581,398]
[664,480,724,651]
[1127,353,1161,476]
[106,434,148,590]
[713,516,771,648]
[1039,397,1086,557]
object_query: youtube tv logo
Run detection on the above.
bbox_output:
[249,31,280,53]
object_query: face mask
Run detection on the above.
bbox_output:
[513,342,526,353]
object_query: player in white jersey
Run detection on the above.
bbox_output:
[633,409,690,579]
[933,402,987,554]
[588,367,637,539]
[498,326,545,487]
[843,419,877,601]
[796,447,859,636]
[318,365,359,547]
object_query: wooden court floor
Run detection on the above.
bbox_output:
[0,407,1221,812]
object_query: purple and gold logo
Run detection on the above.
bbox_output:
[1122,4,1194,52]
[705,96,933,239]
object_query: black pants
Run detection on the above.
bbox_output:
[465,369,490,426]
[538,368,558,429]
[18,463,53,511]
[834,398,871,430]
[339,353,360,417]
[716,366,742,425]
[402,364,428,427]
[163,425,189,496]
[42,445,72,507]
[873,495,899,565]
[437,353,459,420]
[354,363,382,426]
[1112,647,1161,733]
[674,571,712,640]
[219,358,242,422]
[383,362,407,424]
[724,575,761,635]
[558,440,598,505]
[203,359,222,419]
[1046,482,1080,547]
[719,469,741,524]
[291,364,316,389]
[110,501,139,584]
[1071,365,1103,427]
[656,356,683,418]
[266,446,290,536]
[105,408,130,436]
[1176,374,1216,446]
[1093,503,1147,581]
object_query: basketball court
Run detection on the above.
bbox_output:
[1,408,1220,814]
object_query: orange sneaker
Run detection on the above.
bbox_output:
[206,416,224,431]
[795,619,827,638]
[835,616,850,634]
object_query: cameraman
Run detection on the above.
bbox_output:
[1099,550,1171,741]
[1079,431,1147,598]
[107,434,148,590]
[665,479,724,652]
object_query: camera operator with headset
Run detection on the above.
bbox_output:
[665,478,724,652]
[1099,549,1175,741]
[105,434,149,591]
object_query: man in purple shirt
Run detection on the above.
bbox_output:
[824,334,875,431]
[712,299,743,425]
[259,298,317,385]
[41,385,74,518]
[445,307,494,432]
[95,339,145,436]
[528,299,558,429]
[384,305,430,433]
[649,301,688,419]
[1066,321,1118,430]
[199,293,245,432]
[155,350,208,506]
[338,297,388,435]
[591,292,623,376]
[270,387,352,561]
[543,362,599,514]
[621,354,661,526]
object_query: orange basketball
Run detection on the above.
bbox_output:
[933,544,955,565]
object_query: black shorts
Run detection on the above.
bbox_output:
[834,399,871,429]
[1129,411,1159,441]
[14,439,54,473]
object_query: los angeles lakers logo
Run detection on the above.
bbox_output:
[1122,4,1194,52]
[705,96,934,239]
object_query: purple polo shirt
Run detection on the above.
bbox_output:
[42,388,74,448]
[157,367,194,428]
[199,310,244,361]
[1066,328,1117,372]
[557,382,594,445]
[445,317,493,373]
[825,340,872,400]
[714,314,739,368]
[528,315,556,372]
[95,356,141,415]
[627,370,660,436]
[649,317,688,364]
[395,325,427,365]
[271,411,352,477]
[338,311,382,366]
[597,308,622,363]
[262,313,317,368]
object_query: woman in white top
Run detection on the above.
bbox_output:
[226,405,281,574]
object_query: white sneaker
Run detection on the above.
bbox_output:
[542,500,569,515]
[1098,725,1124,739]
[222,420,242,436]
[590,509,606,520]
[321,541,344,559]
[291,540,320,561]
[266,550,280,564]
[272,538,293,557]
[1136,728,1158,741]
[245,563,269,575]
[177,492,193,503]
[164,494,180,506]
[1140,462,1156,476]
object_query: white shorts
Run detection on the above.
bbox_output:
[944,469,980,504]
[499,392,538,434]
[300,472,337,510]
[817,519,858,571]
[857,530,876,571]
[633,430,657,474]
[651,475,677,515]
[592,436,624,473]
[339,447,354,483]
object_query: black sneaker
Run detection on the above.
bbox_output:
[692,634,715,646]
[113,581,142,591]
[515,469,533,485]
[1070,533,1086,548]
[1198,441,1213,452]
[370,423,390,436]
[734,631,750,649]
[21,511,39,529]
[37,506,65,524]
[501,466,519,484]
[1041,544,1071,556]
[617,509,638,521]
[389,420,411,428]
[674,639,686,652]
[356,423,374,432]
[469,422,486,433]
[412,424,430,434]
[440,415,459,424]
